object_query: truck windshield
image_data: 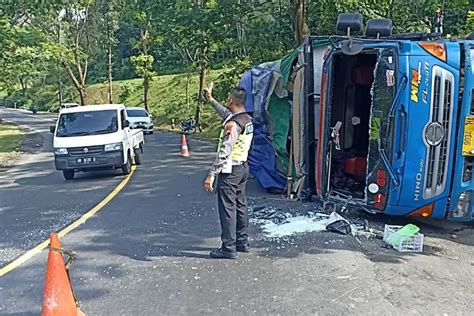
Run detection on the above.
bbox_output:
[368,49,398,183]
[56,110,118,137]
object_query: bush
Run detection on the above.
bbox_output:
[119,85,131,103]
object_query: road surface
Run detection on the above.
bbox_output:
[0,107,473,315]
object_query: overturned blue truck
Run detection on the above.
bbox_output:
[242,13,474,221]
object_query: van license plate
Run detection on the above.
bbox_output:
[462,116,474,156]
[77,157,96,164]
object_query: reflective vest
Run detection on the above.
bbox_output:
[218,112,253,162]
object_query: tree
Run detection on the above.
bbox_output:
[39,0,99,106]
[161,1,237,131]
[97,0,121,103]
[130,54,156,112]
[123,0,162,112]
[290,0,309,45]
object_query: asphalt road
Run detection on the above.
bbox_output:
[0,108,127,267]
[0,108,473,315]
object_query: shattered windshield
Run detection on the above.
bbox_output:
[366,48,398,188]
[371,49,396,144]
[56,110,118,137]
[369,49,397,157]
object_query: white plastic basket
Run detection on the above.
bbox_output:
[383,225,424,253]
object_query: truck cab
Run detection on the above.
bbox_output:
[308,14,473,221]
[51,104,144,180]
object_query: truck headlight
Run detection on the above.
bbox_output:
[104,143,122,152]
[454,192,472,218]
[54,148,68,155]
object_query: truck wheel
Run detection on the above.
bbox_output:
[121,152,132,175]
[134,148,142,165]
[63,170,75,180]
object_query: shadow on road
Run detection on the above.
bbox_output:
[66,133,473,268]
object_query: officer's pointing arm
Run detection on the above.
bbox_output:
[208,122,242,176]
[205,82,232,119]
[210,99,232,120]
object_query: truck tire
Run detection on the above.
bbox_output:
[121,152,132,175]
[134,147,142,165]
[63,170,75,180]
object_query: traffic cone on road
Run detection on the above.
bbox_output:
[42,233,84,316]
[181,134,190,157]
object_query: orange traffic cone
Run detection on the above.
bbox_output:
[42,233,84,316]
[181,134,190,157]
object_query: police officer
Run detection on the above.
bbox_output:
[203,83,253,259]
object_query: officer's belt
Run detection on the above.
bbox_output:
[232,160,247,166]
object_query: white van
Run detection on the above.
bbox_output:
[50,104,144,180]
[126,107,154,134]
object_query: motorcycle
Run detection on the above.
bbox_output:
[180,117,196,134]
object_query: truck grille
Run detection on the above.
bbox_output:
[68,145,104,156]
[424,67,454,199]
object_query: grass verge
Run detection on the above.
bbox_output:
[0,122,23,168]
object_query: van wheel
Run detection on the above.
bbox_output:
[63,170,75,180]
[121,152,132,175]
[134,148,142,165]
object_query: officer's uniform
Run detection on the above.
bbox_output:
[209,99,253,254]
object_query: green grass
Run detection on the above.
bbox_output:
[0,123,22,153]
[11,70,227,140]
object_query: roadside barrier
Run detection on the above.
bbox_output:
[42,233,85,316]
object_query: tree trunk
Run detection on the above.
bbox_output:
[292,0,308,46]
[108,46,113,104]
[186,68,191,107]
[58,75,64,108]
[19,77,27,97]
[195,66,207,132]
[144,76,149,112]
[78,87,86,106]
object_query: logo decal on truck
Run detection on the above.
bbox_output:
[414,159,424,201]
[422,62,430,104]
[410,62,422,103]
[425,122,444,146]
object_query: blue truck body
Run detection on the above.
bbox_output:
[311,37,474,221]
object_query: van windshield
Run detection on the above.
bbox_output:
[126,109,148,117]
[56,110,118,137]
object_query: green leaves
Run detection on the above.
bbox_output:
[130,54,156,79]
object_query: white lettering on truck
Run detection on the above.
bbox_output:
[414,159,424,201]
[422,62,430,104]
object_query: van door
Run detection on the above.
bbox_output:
[120,109,130,160]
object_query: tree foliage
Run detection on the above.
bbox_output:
[0,0,471,112]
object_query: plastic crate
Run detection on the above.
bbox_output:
[383,225,424,253]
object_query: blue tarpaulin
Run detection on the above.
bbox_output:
[239,66,287,190]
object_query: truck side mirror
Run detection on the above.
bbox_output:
[123,120,130,128]
[50,125,55,133]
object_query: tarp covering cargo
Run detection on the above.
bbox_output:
[241,40,329,197]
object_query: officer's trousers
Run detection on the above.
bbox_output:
[217,162,249,253]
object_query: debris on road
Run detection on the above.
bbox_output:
[383,224,424,253]
[325,211,351,235]
[251,206,376,240]
[250,206,330,238]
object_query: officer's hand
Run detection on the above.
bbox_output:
[203,175,215,192]
[203,82,214,102]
